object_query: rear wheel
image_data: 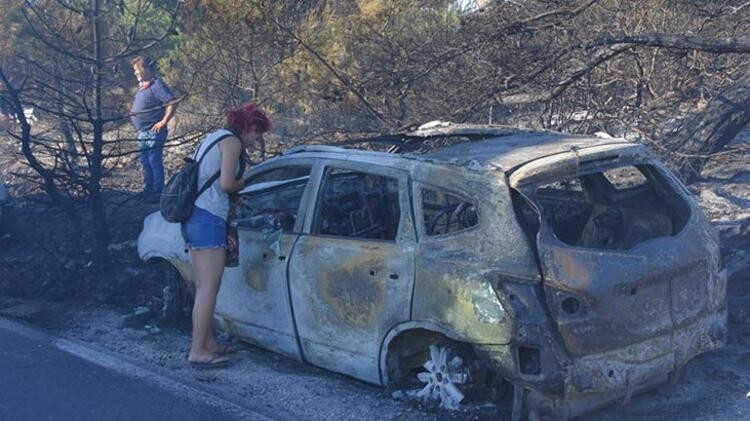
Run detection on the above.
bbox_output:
[414,344,470,409]
[388,333,505,410]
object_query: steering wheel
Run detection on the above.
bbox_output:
[427,202,477,235]
[427,208,453,235]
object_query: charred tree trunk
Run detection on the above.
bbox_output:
[55,61,78,161]
[666,72,750,183]
[90,0,111,266]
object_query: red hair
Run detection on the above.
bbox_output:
[226,103,271,135]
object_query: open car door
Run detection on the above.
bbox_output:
[216,164,313,359]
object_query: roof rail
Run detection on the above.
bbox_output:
[282,145,349,155]
[408,121,537,138]
[284,121,546,155]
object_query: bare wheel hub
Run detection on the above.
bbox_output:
[412,344,468,410]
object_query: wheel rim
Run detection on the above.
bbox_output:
[412,344,468,410]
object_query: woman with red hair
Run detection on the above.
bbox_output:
[182,103,270,368]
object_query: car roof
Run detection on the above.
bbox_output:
[282,122,638,172]
[424,132,636,171]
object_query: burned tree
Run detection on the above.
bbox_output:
[0,0,180,266]
[253,0,748,180]
[452,0,750,182]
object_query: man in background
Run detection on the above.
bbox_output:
[130,56,177,203]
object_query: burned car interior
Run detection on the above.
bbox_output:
[421,187,478,236]
[519,164,691,250]
[314,168,400,241]
[236,166,312,232]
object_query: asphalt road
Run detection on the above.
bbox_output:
[0,319,268,421]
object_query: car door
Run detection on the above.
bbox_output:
[288,162,416,384]
[215,162,313,360]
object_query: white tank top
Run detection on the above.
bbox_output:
[193,129,240,221]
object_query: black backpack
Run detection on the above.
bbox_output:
[159,133,232,223]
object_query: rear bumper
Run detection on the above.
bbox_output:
[567,308,726,397]
[529,308,727,418]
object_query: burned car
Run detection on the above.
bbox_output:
[138,123,726,419]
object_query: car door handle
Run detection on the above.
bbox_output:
[261,252,286,262]
[367,270,398,279]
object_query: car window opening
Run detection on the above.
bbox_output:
[530,165,690,250]
[314,168,400,241]
[235,166,313,232]
[421,187,478,236]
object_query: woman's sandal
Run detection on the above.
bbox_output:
[189,356,230,369]
[218,344,238,356]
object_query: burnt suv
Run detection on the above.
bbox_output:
[138,122,726,419]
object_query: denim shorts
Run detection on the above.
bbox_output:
[181,207,227,249]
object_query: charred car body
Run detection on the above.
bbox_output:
[138,123,726,419]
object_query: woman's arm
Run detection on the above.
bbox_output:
[219,136,244,193]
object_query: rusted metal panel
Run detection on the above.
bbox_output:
[289,235,415,384]
[288,162,416,385]
[515,156,724,356]
[410,165,538,345]
[566,309,725,398]
[215,231,301,360]
[211,157,320,360]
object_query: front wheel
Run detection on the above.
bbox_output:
[159,260,193,324]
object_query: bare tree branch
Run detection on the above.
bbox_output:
[497,44,631,105]
[261,6,387,126]
[591,33,750,54]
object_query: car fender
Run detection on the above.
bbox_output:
[137,212,192,281]
[378,320,467,386]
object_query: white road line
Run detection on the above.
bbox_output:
[0,317,278,421]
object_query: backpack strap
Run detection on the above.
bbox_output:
[197,172,221,198]
[195,132,235,198]
[195,132,232,164]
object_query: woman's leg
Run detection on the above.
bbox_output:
[188,247,228,363]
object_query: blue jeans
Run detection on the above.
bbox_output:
[138,129,168,194]
[181,207,227,250]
